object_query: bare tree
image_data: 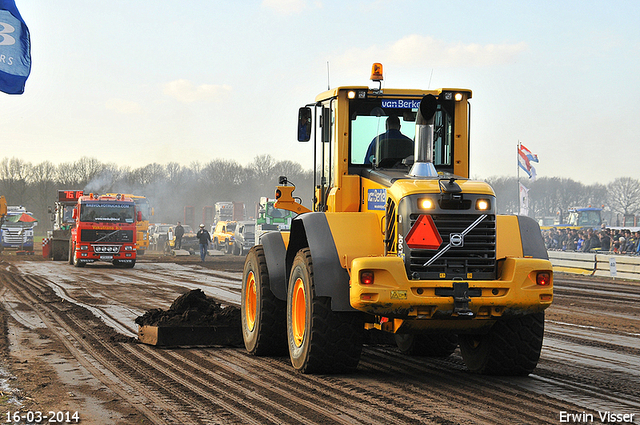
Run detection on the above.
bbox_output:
[30,160,58,223]
[0,157,33,205]
[607,177,640,217]
[484,176,518,214]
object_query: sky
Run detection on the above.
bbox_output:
[2,0,640,185]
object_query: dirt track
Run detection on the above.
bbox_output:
[0,251,639,424]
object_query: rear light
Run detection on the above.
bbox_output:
[360,271,374,285]
[536,272,551,286]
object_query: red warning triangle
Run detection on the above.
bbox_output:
[405,215,442,250]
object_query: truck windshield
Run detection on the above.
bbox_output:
[267,204,293,219]
[2,220,34,229]
[79,202,135,223]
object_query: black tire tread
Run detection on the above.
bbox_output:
[291,248,363,374]
[459,312,545,376]
[243,246,287,356]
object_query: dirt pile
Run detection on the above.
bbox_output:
[135,289,240,328]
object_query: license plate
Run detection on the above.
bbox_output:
[100,255,113,260]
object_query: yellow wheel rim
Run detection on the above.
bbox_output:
[245,271,257,331]
[292,277,306,347]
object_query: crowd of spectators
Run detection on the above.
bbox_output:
[543,226,640,254]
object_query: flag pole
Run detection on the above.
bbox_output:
[517,141,520,214]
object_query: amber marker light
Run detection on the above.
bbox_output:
[347,90,356,99]
[370,63,383,81]
[536,272,551,286]
[476,199,490,211]
[454,92,463,101]
[360,271,374,285]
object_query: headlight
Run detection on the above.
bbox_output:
[418,198,435,210]
[476,199,491,211]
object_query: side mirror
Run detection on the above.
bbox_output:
[137,211,142,222]
[72,208,78,219]
[297,107,312,142]
[151,207,154,216]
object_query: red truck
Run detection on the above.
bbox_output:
[68,193,141,268]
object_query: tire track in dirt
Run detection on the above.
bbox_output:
[2,259,640,424]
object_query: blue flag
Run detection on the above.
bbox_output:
[0,0,31,94]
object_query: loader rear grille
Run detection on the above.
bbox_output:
[406,213,496,280]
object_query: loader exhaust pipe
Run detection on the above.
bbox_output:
[409,94,438,177]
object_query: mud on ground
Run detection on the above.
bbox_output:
[0,249,245,423]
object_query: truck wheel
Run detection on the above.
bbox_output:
[68,241,74,265]
[225,242,232,254]
[71,243,85,268]
[287,248,363,374]
[459,312,544,376]
[242,246,287,356]
[395,333,458,358]
[213,239,219,250]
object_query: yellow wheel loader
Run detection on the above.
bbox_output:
[242,64,553,375]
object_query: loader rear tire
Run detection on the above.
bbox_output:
[459,312,544,376]
[395,333,458,358]
[242,246,287,356]
[287,248,363,374]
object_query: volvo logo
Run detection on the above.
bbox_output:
[450,233,464,247]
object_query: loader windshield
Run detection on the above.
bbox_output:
[349,97,454,172]
[133,198,152,220]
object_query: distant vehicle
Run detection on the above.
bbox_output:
[1,205,37,252]
[214,202,245,225]
[150,223,198,254]
[232,221,255,256]
[537,217,556,227]
[170,224,198,253]
[44,190,82,261]
[212,221,237,254]
[255,197,296,243]
[540,207,602,231]
[68,193,139,268]
[106,193,154,255]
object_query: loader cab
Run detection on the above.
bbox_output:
[298,74,471,213]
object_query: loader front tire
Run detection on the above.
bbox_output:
[459,312,544,376]
[287,248,363,374]
[242,246,287,356]
[395,333,458,358]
